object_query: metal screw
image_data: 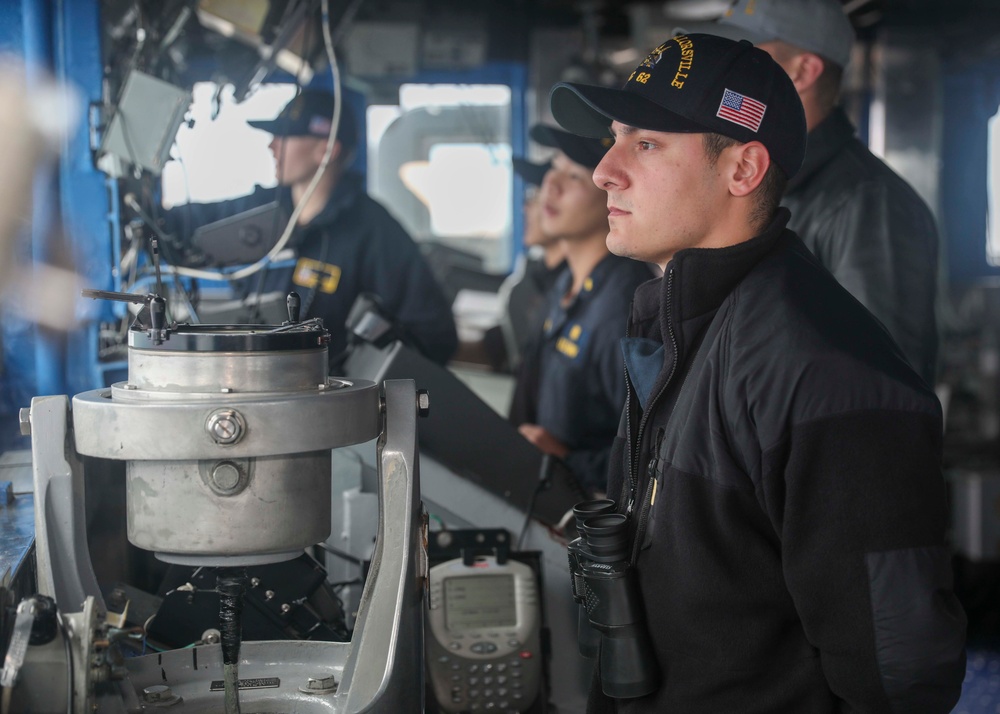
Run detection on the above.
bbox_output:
[300,674,338,694]
[143,685,173,702]
[18,408,29,436]
[417,389,430,417]
[264,590,275,600]
[206,409,245,445]
[250,577,261,587]
[280,603,291,614]
[201,628,221,645]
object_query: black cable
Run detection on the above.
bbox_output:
[217,569,246,665]
[124,195,200,321]
[316,541,364,565]
[516,454,556,551]
[516,484,542,552]
[328,578,364,590]
[217,568,247,714]
[245,15,315,325]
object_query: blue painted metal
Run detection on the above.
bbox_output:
[0,0,66,450]
[0,1,32,440]
[0,0,117,408]
[0,0,58,445]
[23,0,68,401]
[53,0,120,393]
[0,1,26,55]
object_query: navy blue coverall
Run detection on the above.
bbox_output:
[510,254,654,493]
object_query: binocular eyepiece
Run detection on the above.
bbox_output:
[567,499,659,699]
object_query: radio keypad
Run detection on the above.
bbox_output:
[434,653,537,712]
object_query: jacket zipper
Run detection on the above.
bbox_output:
[623,304,635,513]
[647,427,666,498]
[629,349,698,565]
[628,426,665,564]
[626,267,678,515]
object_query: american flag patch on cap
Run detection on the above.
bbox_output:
[308,116,333,136]
[716,88,766,133]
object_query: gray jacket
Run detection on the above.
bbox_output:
[782,107,939,386]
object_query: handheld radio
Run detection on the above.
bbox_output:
[425,531,544,713]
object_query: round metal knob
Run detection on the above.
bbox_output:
[210,462,242,491]
[206,409,246,445]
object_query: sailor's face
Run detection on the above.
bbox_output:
[269,135,324,185]
[523,191,556,248]
[593,122,723,267]
[538,152,609,241]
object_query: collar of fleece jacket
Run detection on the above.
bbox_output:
[627,206,791,375]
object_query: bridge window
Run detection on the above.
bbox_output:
[366,84,513,272]
[161,82,297,208]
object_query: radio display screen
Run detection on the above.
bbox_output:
[444,574,517,631]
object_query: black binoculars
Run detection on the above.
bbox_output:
[568,499,659,699]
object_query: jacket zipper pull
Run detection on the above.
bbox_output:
[650,427,666,469]
[647,427,665,475]
[648,427,666,505]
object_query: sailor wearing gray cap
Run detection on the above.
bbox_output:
[682,0,940,386]
[677,0,855,69]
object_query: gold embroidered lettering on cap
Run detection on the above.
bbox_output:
[672,35,695,89]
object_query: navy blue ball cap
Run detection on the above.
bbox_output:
[530,123,613,169]
[550,34,806,178]
[248,88,357,148]
[512,157,551,186]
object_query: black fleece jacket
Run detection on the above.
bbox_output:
[165,174,457,369]
[589,209,966,714]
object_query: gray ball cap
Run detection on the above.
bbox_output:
[676,0,856,68]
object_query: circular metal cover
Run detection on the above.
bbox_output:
[72,379,381,460]
[129,323,329,352]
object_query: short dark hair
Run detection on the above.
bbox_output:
[702,133,788,230]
